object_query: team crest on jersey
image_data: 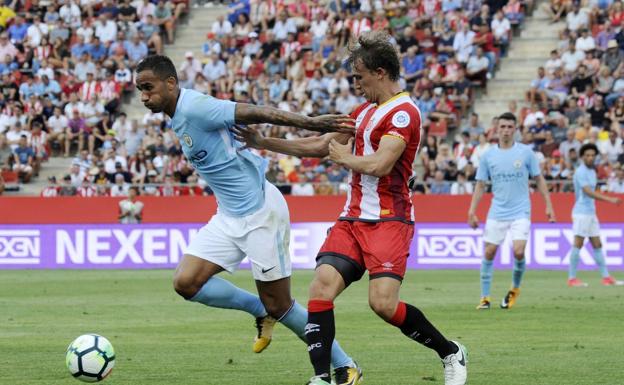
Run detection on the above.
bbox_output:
[183,133,193,147]
[514,159,522,169]
[391,111,410,128]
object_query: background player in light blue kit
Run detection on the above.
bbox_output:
[468,112,555,310]
[567,143,623,287]
[135,55,362,384]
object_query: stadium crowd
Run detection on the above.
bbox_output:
[510,0,624,193]
[1,0,621,197]
[0,0,187,192]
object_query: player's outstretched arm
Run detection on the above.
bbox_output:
[535,175,556,222]
[234,103,354,134]
[467,181,486,229]
[328,135,405,178]
[232,125,351,158]
[582,186,623,205]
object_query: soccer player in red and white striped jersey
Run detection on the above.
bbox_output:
[234,31,468,385]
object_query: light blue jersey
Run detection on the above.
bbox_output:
[573,163,597,215]
[171,88,267,217]
[476,143,541,220]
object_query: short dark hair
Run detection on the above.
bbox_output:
[129,186,140,194]
[579,143,598,156]
[498,112,517,122]
[136,55,178,83]
[346,31,400,81]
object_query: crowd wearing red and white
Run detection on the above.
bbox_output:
[0,0,187,192]
[1,0,540,196]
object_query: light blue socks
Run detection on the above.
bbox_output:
[512,258,526,289]
[569,247,610,279]
[592,248,610,278]
[480,259,494,297]
[190,276,266,318]
[568,247,581,279]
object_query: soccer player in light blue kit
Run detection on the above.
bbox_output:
[467,112,556,310]
[135,55,362,384]
[567,143,623,287]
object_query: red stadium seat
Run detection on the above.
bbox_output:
[1,170,19,190]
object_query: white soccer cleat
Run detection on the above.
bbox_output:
[442,341,468,385]
[308,376,332,385]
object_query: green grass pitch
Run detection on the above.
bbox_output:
[1,269,622,385]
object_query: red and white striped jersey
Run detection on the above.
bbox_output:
[339,92,421,222]
[77,185,97,197]
[79,81,101,102]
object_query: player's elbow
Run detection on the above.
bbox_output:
[371,169,391,178]
[370,163,394,178]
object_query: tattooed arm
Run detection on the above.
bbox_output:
[232,125,351,158]
[234,103,354,133]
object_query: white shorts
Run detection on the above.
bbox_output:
[483,218,531,245]
[572,214,600,238]
[13,164,32,173]
[186,181,292,282]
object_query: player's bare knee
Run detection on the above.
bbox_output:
[308,279,335,301]
[308,273,339,301]
[173,274,199,299]
[263,300,291,319]
[513,248,525,260]
[368,297,396,321]
[590,238,602,249]
[484,245,498,260]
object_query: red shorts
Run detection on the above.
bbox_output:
[318,220,414,281]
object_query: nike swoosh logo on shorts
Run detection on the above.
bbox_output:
[261,266,276,274]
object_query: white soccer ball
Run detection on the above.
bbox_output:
[66,334,116,382]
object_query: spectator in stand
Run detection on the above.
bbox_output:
[212,14,232,38]
[30,121,47,173]
[559,129,582,163]
[119,186,143,224]
[13,135,34,182]
[529,116,552,147]
[152,1,174,45]
[291,173,315,196]
[527,67,549,105]
[602,40,624,75]
[544,67,569,104]
[566,3,589,32]
[600,130,623,163]
[77,177,97,197]
[140,15,164,55]
[59,174,77,196]
[179,51,202,89]
[491,10,511,56]
[466,47,490,90]
[41,176,59,197]
[451,171,474,194]
[125,33,149,68]
[453,22,475,63]
[608,167,624,192]
[69,161,85,188]
[561,43,585,74]
[430,170,451,194]
[541,130,559,158]
[110,173,130,197]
